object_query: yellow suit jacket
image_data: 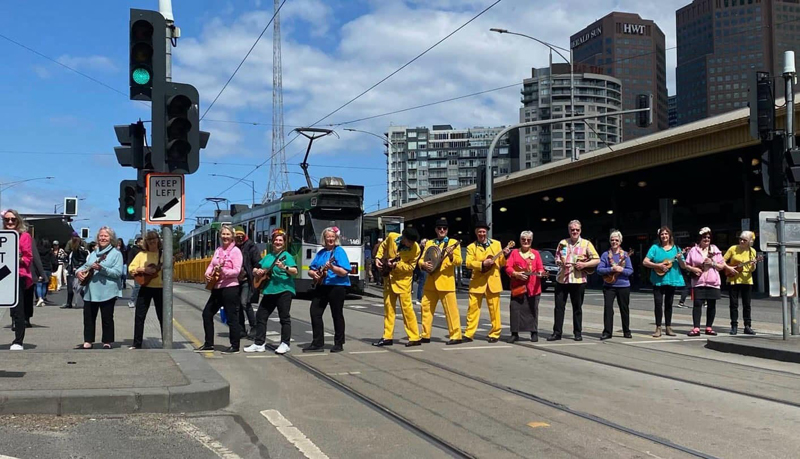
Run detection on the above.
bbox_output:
[466,240,506,294]
[419,238,461,293]
[375,232,420,295]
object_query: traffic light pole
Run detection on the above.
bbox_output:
[161,0,175,350]
[783,54,798,335]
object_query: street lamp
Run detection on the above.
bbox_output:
[0,176,55,211]
[209,174,255,207]
[490,28,577,162]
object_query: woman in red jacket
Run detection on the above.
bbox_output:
[3,209,33,350]
[505,230,544,343]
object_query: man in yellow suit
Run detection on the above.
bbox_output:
[419,217,463,345]
[373,228,422,347]
[465,221,512,343]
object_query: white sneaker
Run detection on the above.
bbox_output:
[243,343,266,353]
[275,342,290,355]
[10,344,23,351]
[35,299,44,307]
[128,301,135,309]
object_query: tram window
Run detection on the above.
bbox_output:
[248,221,255,240]
[270,216,277,225]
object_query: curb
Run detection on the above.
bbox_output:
[0,350,229,415]
[705,338,800,364]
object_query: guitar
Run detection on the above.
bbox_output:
[654,247,690,277]
[253,251,287,290]
[133,263,161,286]
[480,241,516,273]
[601,249,634,284]
[725,255,764,279]
[79,252,109,287]
[312,250,336,288]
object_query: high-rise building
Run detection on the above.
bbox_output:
[519,63,623,168]
[386,125,514,207]
[668,95,678,127]
[571,12,669,139]
[676,0,800,125]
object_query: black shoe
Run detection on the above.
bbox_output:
[445,339,463,345]
[246,332,257,341]
[600,334,612,340]
[623,332,632,339]
[743,326,756,335]
[574,334,583,341]
[330,344,344,353]
[194,344,215,352]
[373,339,393,347]
[508,334,519,344]
[421,338,431,343]
[60,305,72,309]
[730,326,738,335]
[487,337,499,343]
[303,344,325,353]
[462,336,474,343]
[546,334,561,342]
[405,340,422,347]
[531,333,539,343]
[221,346,239,354]
[25,321,32,328]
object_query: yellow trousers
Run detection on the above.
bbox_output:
[465,292,501,339]
[383,288,421,341]
[421,290,462,340]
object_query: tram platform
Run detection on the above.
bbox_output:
[707,335,800,364]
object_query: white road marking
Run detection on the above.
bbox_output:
[442,345,513,351]
[304,331,333,337]
[261,410,330,459]
[176,421,241,459]
[434,313,446,318]
[246,355,279,359]
[402,349,425,353]
[269,318,280,322]
[532,342,600,347]
[349,305,367,309]
[0,455,20,459]
[475,328,487,332]
[326,371,362,376]
[348,350,389,354]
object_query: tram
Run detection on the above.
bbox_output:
[179,176,366,293]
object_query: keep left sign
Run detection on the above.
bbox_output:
[0,230,19,308]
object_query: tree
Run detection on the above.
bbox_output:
[159,225,185,257]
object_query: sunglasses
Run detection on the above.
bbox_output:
[569,229,581,232]
[3,217,17,223]
[436,226,447,230]
[701,235,711,239]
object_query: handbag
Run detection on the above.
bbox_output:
[511,283,527,297]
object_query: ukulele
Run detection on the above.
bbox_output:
[654,247,690,277]
[558,242,597,276]
[253,251,288,290]
[602,249,634,284]
[380,255,402,277]
[79,252,109,286]
[725,255,764,279]
[133,263,161,286]
[480,241,516,273]
[312,250,336,287]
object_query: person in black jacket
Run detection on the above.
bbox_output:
[62,232,88,309]
[235,227,261,339]
[36,239,57,307]
[127,237,143,308]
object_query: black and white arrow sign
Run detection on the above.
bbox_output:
[146,173,185,225]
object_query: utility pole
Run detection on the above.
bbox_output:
[160,0,176,349]
[783,51,798,334]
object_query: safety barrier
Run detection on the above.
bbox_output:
[175,257,212,283]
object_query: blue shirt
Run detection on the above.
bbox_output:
[310,246,351,287]
[597,251,634,287]
[646,244,686,287]
[79,246,123,302]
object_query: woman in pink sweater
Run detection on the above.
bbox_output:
[196,225,243,354]
[684,227,727,337]
[4,209,32,350]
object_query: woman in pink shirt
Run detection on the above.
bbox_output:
[684,227,727,336]
[505,230,545,343]
[3,209,32,350]
[196,225,243,354]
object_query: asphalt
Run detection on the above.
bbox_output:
[0,285,229,415]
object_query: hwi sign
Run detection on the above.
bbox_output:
[623,23,645,35]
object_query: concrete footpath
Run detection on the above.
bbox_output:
[0,285,229,415]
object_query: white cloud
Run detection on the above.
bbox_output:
[32,65,51,79]
[56,54,118,73]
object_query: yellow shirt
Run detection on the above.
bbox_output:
[419,238,462,293]
[723,245,757,285]
[128,250,163,288]
[466,239,506,294]
[375,232,420,295]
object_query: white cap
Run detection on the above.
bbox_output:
[784,51,796,75]
[53,240,59,245]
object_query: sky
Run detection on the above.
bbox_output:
[0,0,690,242]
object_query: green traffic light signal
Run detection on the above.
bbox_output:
[126,205,136,216]
[132,67,151,85]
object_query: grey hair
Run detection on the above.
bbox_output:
[740,231,755,246]
[609,230,623,243]
[97,226,117,245]
[568,219,582,229]
[321,227,341,246]
[520,230,533,240]
[3,209,27,233]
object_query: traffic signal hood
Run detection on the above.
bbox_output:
[786,146,800,184]
[114,122,147,169]
[152,82,202,174]
[119,180,143,222]
[636,94,653,128]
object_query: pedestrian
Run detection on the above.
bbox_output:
[419,218,463,345]
[61,232,88,309]
[723,231,760,335]
[53,240,68,291]
[245,229,297,354]
[3,209,32,350]
[506,230,544,343]
[464,221,512,343]
[596,230,634,340]
[304,227,351,353]
[127,236,143,308]
[116,238,128,289]
[364,239,374,284]
[234,226,260,340]
[372,237,383,286]
[128,231,163,349]
[36,239,56,307]
[76,227,123,349]
[643,227,687,337]
[195,225,243,354]
[27,238,45,326]
[684,227,726,337]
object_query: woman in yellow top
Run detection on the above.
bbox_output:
[128,231,163,349]
[723,231,758,335]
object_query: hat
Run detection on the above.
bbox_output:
[435,217,449,228]
[71,231,79,237]
[474,221,489,230]
[234,226,246,236]
[699,226,712,235]
[402,227,420,242]
[53,240,60,245]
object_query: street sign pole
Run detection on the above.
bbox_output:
[784,52,798,334]
[778,211,790,340]
[161,0,175,350]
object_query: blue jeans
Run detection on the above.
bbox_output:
[416,270,427,301]
[36,272,52,300]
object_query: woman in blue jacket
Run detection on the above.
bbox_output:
[76,227,123,349]
[596,230,634,340]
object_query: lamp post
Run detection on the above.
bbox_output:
[209,174,255,207]
[0,176,55,211]
[344,128,405,208]
[490,28,577,162]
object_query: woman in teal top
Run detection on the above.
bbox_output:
[76,226,123,349]
[244,229,297,355]
[643,226,687,338]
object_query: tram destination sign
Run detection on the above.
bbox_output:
[0,230,20,308]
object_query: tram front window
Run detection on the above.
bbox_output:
[309,210,362,246]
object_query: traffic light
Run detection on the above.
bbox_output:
[64,197,78,216]
[749,71,774,140]
[152,82,201,174]
[129,9,166,101]
[114,121,147,169]
[636,94,653,128]
[119,180,142,221]
[786,145,800,184]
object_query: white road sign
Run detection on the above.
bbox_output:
[146,173,185,225]
[0,230,20,308]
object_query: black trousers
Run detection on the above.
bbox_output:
[553,283,586,336]
[653,285,676,327]
[693,298,717,328]
[83,298,116,343]
[603,286,630,336]
[24,286,34,320]
[253,291,293,346]
[729,284,753,327]
[202,286,241,348]
[132,287,164,348]
[238,282,257,331]
[10,279,26,345]
[309,285,346,346]
[66,274,76,307]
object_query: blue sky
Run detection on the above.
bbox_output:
[0,0,685,241]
